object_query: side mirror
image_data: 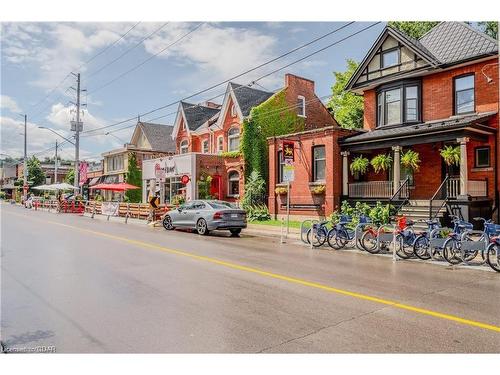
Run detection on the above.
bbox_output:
[177,207,182,212]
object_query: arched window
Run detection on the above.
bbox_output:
[227,127,240,152]
[227,170,240,197]
[231,104,237,117]
[217,135,224,152]
[180,140,189,154]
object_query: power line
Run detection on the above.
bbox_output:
[82,22,358,135]
[87,22,205,95]
[86,22,169,80]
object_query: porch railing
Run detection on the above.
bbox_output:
[348,181,393,198]
[446,178,488,198]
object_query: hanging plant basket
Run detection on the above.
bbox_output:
[401,149,421,171]
[440,145,461,166]
[350,156,369,175]
[371,154,393,173]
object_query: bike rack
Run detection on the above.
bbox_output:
[309,219,319,249]
[460,230,488,266]
[354,221,372,251]
[429,228,450,261]
[300,219,313,244]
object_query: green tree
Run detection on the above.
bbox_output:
[327,59,364,129]
[125,153,142,203]
[477,21,498,39]
[387,21,439,38]
[65,168,75,185]
[27,156,45,186]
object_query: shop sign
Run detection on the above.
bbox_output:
[154,162,166,181]
[283,159,295,182]
[181,175,190,185]
[283,141,294,161]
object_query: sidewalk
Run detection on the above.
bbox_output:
[245,222,301,241]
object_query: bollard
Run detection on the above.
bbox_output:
[280,216,285,244]
[125,203,130,224]
[392,224,397,262]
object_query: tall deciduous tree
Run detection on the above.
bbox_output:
[327,59,364,130]
[65,168,75,185]
[27,156,46,186]
[125,153,142,203]
[477,21,498,39]
[387,21,439,38]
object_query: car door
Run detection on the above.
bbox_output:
[181,201,200,228]
[175,202,194,226]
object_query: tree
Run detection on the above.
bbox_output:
[327,59,364,130]
[387,21,439,39]
[477,21,498,39]
[65,168,75,185]
[27,156,45,186]
[125,153,142,203]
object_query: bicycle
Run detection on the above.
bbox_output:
[393,216,417,259]
[326,214,355,249]
[486,236,500,272]
[442,216,474,265]
[412,219,442,260]
[306,220,330,247]
[361,222,394,254]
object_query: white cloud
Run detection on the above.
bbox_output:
[1,95,21,113]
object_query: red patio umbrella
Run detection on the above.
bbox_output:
[89,183,140,191]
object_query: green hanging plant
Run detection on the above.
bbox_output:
[349,155,369,175]
[371,154,393,173]
[440,145,460,166]
[401,150,421,171]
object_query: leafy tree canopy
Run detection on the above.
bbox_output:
[387,21,439,38]
[27,156,46,186]
[125,153,142,203]
[327,59,364,129]
[65,168,75,185]
[476,21,498,39]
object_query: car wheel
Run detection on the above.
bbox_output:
[196,218,210,235]
[162,215,174,230]
[230,228,241,237]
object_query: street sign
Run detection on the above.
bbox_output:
[283,159,295,182]
[283,141,294,161]
[149,196,160,209]
[180,174,190,185]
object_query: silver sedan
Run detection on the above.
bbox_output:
[162,200,247,236]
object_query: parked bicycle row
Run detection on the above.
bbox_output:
[301,214,500,273]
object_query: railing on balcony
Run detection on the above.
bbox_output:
[348,181,393,198]
[446,178,488,198]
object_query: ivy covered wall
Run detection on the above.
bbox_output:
[240,90,305,185]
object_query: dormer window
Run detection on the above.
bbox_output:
[297,95,306,117]
[230,104,237,117]
[381,49,399,68]
[180,140,188,154]
[377,80,421,127]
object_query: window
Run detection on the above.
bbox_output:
[180,140,189,154]
[107,155,124,171]
[202,140,209,154]
[227,127,240,152]
[227,171,240,196]
[312,146,326,182]
[475,147,490,168]
[381,49,399,68]
[217,135,224,152]
[277,150,285,183]
[454,74,475,114]
[377,82,420,126]
[297,95,306,117]
[230,104,237,117]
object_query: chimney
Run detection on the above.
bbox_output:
[204,101,221,109]
[285,73,315,90]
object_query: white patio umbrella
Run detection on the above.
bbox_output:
[32,184,57,191]
[51,182,79,190]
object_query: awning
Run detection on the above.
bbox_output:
[89,177,101,186]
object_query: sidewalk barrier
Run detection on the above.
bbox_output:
[460,229,488,266]
[310,219,319,250]
[300,219,313,244]
[429,228,450,261]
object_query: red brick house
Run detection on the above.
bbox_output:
[169,73,336,202]
[340,22,498,223]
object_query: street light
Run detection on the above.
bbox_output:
[105,132,126,144]
[38,126,76,146]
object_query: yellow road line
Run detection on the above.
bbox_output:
[6,209,500,333]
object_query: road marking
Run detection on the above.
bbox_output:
[6,208,500,333]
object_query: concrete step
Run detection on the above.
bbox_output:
[408,200,444,207]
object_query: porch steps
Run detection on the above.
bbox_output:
[400,200,446,230]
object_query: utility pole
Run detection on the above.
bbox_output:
[72,72,81,191]
[54,139,58,183]
[23,114,28,202]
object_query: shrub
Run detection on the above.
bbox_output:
[171,194,186,206]
[241,171,266,209]
[246,204,271,222]
[0,191,6,199]
[368,202,394,225]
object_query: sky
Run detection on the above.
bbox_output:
[0,21,386,162]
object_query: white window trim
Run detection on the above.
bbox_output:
[230,104,237,117]
[227,171,240,197]
[217,135,224,152]
[297,95,306,118]
[202,139,209,154]
[180,140,189,154]
[227,127,240,152]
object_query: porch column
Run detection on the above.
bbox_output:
[392,146,402,195]
[457,137,469,198]
[341,151,349,196]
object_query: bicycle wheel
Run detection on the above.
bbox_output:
[413,234,431,260]
[443,237,462,265]
[336,229,350,249]
[395,234,412,259]
[307,228,326,247]
[327,228,341,249]
[486,243,500,272]
[361,230,380,254]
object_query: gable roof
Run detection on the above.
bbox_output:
[346,22,498,92]
[229,82,274,117]
[419,22,498,65]
[138,122,176,153]
[181,101,220,131]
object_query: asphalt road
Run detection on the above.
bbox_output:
[1,203,500,353]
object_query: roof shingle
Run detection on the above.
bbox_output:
[139,122,176,153]
[229,82,274,116]
[181,102,220,131]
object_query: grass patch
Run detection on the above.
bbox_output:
[248,219,302,229]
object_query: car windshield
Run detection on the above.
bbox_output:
[207,200,237,209]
